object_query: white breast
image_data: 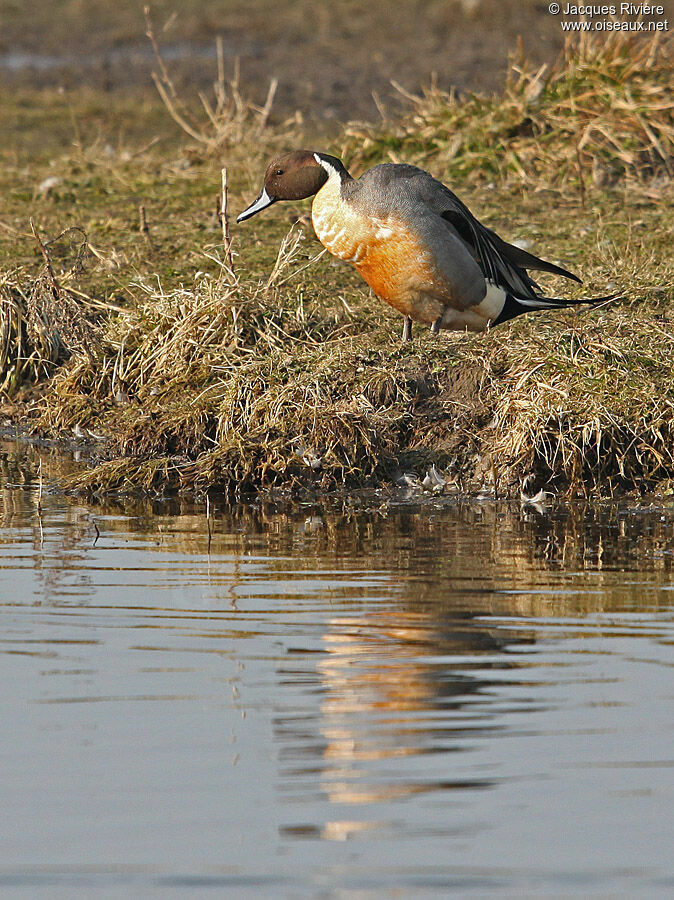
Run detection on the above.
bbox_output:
[311,172,374,265]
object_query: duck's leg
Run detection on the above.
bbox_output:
[401,316,413,343]
[430,317,441,336]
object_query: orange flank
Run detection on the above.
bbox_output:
[354,231,445,322]
[311,178,448,324]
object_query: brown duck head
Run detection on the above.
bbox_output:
[237,150,346,222]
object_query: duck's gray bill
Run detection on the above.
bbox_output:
[237,188,275,222]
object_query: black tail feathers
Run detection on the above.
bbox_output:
[493,291,622,326]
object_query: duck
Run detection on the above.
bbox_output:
[237,150,615,341]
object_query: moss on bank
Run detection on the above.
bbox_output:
[1,33,673,497]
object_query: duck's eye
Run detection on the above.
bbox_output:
[275,169,283,176]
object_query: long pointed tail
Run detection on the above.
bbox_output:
[493,291,621,326]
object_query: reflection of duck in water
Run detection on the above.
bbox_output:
[275,605,534,811]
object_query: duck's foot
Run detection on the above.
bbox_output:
[430,317,441,335]
[401,316,413,343]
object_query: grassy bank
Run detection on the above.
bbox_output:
[1,33,673,497]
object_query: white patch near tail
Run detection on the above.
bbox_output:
[438,281,507,332]
[475,281,507,322]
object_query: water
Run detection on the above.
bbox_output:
[1,439,673,897]
[0,41,242,74]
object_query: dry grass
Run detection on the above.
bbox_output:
[36,232,433,493]
[0,226,104,396]
[39,286,674,498]
[344,32,673,189]
[32,211,674,498]
[485,312,674,495]
[144,7,292,157]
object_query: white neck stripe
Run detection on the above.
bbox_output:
[314,153,340,180]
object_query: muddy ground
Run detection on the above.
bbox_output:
[3,0,672,123]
